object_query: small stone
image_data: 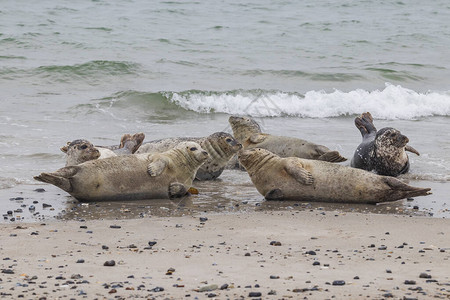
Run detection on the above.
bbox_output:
[34,188,46,192]
[378,245,387,250]
[198,284,218,292]
[29,205,35,211]
[199,217,208,222]
[166,267,175,275]
[407,197,414,201]
[270,275,280,279]
[148,241,157,247]
[386,269,392,273]
[353,276,360,280]
[270,241,281,246]
[102,245,109,250]
[151,287,164,292]
[413,205,419,210]
[220,283,228,290]
[419,273,431,279]
[312,261,320,266]
[42,203,52,208]
[103,260,115,267]
[249,292,262,297]
[109,225,121,229]
[306,250,316,255]
[332,280,345,286]
[244,252,251,256]
[404,280,416,285]
[108,289,117,294]
[76,259,85,263]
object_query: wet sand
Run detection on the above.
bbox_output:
[1,210,449,299]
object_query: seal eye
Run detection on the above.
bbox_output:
[226,138,232,143]
[80,145,88,150]
[190,147,197,151]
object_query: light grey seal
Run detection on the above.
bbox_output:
[61,133,145,166]
[351,112,419,177]
[136,132,242,180]
[35,142,208,201]
[238,148,431,204]
[229,116,346,163]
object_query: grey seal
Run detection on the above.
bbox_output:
[351,112,419,177]
[61,133,145,166]
[35,141,208,201]
[136,132,242,180]
[238,148,431,204]
[229,116,346,163]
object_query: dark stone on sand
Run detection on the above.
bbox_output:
[270,275,280,279]
[268,290,277,295]
[419,273,431,279]
[103,260,116,267]
[353,276,360,280]
[102,245,109,250]
[386,269,392,273]
[382,292,394,298]
[109,225,121,229]
[34,188,46,193]
[76,259,85,263]
[199,217,208,222]
[404,280,416,285]
[7,211,12,215]
[306,250,316,255]
[220,283,228,290]
[407,197,414,201]
[332,280,345,286]
[42,203,52,208]
[312,261,320,266]
[413,206,419,210]
[80,225,87,229]
[151,287,164,292]
[148,241,157,247]
[1,269,14,274]
[378,245,387,250]
[245,252,251,256]
[269,241,281,246]
[29,205,35,211]
[249,292,262,297]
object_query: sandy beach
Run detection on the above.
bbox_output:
[1,210,448,299]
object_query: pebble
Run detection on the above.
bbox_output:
[109,225,121,229]
[312,261,320,266]
[151,287,164,292]
[306,250,316,255]
[270,275,280,279]
[419,273,432,279]
[34,188,46,192]
[148,241,157,247]
[103,260,116,267]
[332,280,345,286]
[248,292,262,297]
[199,217,208,222]
[220,283,228,290]
[197,284,218,292]
[102,245,109,250]
[76,259,85,263]
[404,280,416,285]
[269,241,281,246]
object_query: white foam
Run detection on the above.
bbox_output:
[169,84,450,119]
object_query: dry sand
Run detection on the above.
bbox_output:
[0,210,449,299]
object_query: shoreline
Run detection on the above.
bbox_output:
[1,210,449,299]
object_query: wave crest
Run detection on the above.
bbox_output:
[167,84,450,119]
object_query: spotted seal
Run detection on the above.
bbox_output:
[35,142,208,201]
[136,132,242,180]
[351,112,419,177]
[229,116,346,163]
[238,148,431,204]
[61,133,145,166]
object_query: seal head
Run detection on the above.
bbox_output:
[61,139,101,166]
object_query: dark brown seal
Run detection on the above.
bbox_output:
[351,112,419,177]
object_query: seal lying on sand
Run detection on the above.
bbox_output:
[351,112,419,177]
[229,116,346,163]
[62,133,145,166]
[239,148,430,204]
[136,132,242,180]
[35,142,208,201]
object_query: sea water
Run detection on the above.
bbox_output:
[1,0,449,221]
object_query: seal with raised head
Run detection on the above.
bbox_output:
[238,148,431,204]
[35,141,208,201]
[61,133,145,166]
[136,132,242,180]
[351,112,419,177]
[229,116,346,163]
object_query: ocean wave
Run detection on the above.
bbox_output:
[166,84,450,119]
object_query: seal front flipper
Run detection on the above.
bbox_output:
[265,188,284,200]
[317,150,347,163]
[147,158,168,176]
[355,112,377,137]
[33,166,79,193]
[169,182,188,198]
[248,133,268,144]
[283,159,314,185]
[405,145,420,156]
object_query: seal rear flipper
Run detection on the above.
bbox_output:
[120,132,145,154]
[265,188,284,200]
[355,112,377,137]
[405,145,420,156]
[317,150,347,163]
[284,161,314,185]
[168,182,188,198]
[33,166,79,193]
[384,177,431,198]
